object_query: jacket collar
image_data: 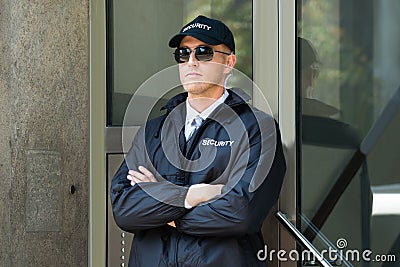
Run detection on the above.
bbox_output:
[161,88,251,112]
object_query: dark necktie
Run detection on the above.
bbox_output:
[187,115,204,141]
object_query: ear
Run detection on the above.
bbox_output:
[224,54,237,74]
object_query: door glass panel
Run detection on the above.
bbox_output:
[298,0,400,265]
[107,0,253,126]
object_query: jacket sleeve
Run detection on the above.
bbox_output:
[110,126,189,233]
[175,118,286,237]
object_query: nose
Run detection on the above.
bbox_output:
[187,51,199,66]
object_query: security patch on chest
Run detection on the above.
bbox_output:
[201,138,234,147]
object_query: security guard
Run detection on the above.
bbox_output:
[111,15,286,267]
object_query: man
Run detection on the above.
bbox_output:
[111,15,286,266]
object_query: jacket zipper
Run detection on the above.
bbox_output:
[175,232,182,266]
[172,101,243,266]
[174,120,211,265]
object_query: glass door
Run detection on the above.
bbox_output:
[297,0,400,265]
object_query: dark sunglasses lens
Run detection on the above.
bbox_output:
[180,48,191,60]
[174,46,214,63]
[195,46,214,61]
[175,48,191,63]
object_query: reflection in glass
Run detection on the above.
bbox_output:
[298,0,400,265]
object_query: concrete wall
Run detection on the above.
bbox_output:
[0,1,89,266]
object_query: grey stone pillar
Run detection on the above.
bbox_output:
[0,1,89,266]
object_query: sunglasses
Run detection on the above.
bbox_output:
[174,45,231,63]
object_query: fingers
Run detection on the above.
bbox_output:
[138,166,157,182]
[128,170,147,181]
[127,173,141,186]
[126,166,157,185]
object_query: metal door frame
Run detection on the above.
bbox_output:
[277,1,297,267]
[90,1,107,266]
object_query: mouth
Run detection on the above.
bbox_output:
[185,72,202,77]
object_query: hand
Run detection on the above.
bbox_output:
[185,183,224,207]
[127,166,157,186]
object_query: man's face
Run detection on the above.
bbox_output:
[178,36,235,97]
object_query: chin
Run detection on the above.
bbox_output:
[182,82,210,94]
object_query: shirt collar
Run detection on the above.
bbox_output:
[185,89,229,124]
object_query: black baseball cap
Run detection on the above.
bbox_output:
[169,15,235,53]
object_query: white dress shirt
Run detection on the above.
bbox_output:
[184,89,229,140]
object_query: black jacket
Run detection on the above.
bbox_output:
[111,88,286,267]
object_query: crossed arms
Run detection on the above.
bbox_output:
[110,118,286,236]
[128,165,224,208]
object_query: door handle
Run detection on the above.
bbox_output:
[276,211,333,267]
